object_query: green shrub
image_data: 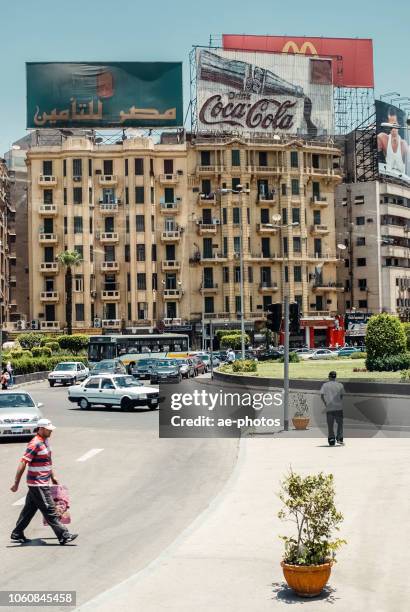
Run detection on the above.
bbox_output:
[40,335,55,346]
[402,323,410,351]
[366,314,406,361]
[3,354,89,375]
[279,352,300,363]
[232,359,257,373]
[10,349,24,359]
[351,351,367,359]
[56,334,89,354]
[366,353,410,372]
[215,329,242,340]
[220,333,250,350]
[16,333,44,350]
[44,341,60,353]
[31,346,52,357]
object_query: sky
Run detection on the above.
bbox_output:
[1,0,410,155]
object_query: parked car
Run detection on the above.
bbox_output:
[337,347,362,357]
[192,356,207,376]
[67,375,159,411]
[0,391,44,438]
[150,360,182,384]
[90,359,127,375]
[48,362,89,387]
[293,348,315,360]
[308,349,337,360]
[175,358,196,379]
[131,358,159,380]
[256,350,282,361]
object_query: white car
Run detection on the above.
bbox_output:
[0,391,43,438]
[293,348,314,360]
[308,349,337,360]
[48,362,89,387]
[67,374,160,411]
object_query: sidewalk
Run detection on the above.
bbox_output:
[77,436,410,612]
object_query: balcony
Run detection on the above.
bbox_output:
[163,318,183,326]
[163,288,183,300]
[248,165,284,174]
[161,260,180,271]
[101,290,121,301]
[99,202,119,214]
[160,201,180,214]
[98,175,118,186]
[102,319,121,328]
[250,252,282,261]
[198,194,217,206]
[197,165,225,175]
[101,261,120,272]
[200,252,228,264]
[382,244,410,258]
[160,230,181,243]
[38,175,57,187]
[200,283,219,294]
[197,222,219,236]
[312,281,344,293]
[256,223,278,235]
[310,196,328,207]
[256,194,276,205]
[203,312,230,320]
[310,224,330,236]
[9,275,16,285]
[39,204,58,216]
[307,252,338,262]
[39,233,58,244]
[99,232,119,244]
[159,174,180,184]
[40,262,59,274]
[258,282,279,293]
[40,321,60,331]
[40,291,59,302]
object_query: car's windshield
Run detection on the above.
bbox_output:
[55,363,76,371]
[155,360,176,367]
[137,360,155,366]
[0,394,35,408]
[94,361,114,370]
[115,376,142,388]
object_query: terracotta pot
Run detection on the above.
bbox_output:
[292,416,310,430]
[281,561,332,597]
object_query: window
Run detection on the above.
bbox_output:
[137,273,146,290]
[293,236,301,252]
[63,160,66,177]
[152,273,157,290]
[74,275,83,292]
[73,187,82,205]
[222,208,227,224]
[231,149,240,166]
[88,159,92,176]
[284,266,289,282]
[291,179,299,196]
[258,151,267,166]
[313,209,321,225]
[294,266,302,282]
[358,300,368,309]
[312,181,320,200]
[164,187,174,203]
[63,188,67,205]
[73,159,82,177]
[75,303,84,321]
[44,189,53,204]
[235,295,242,313]
[356,216,365,226]
[357,258,366,266]
[64,217,67,235]
[85,378,100,389]
[223,237,228,256]
[89,216,93,233]
[125,187,129,205]
[263,295,272,309]
[75,246,83,259]
[201,179,211,195]
[232,177,241,191]
[74,217,83,233]
[89,187,92,204]
[200,151,211,166]
[358,279,367,289]
[225,296,230,313]
[283,237,288,255]
[103,160,113,175]
[124,244,130,262]
[356,236,366,246]
[261,237,270,258]
[233,207,240,224]
[292,208,300,223]
[136,215,145,232]
[281,183,287,196]
[234,267,241,282]
[135,186,144,204]
[164,159,174,174]
[312,154,320,169]
[282,208,288,224]
[295,295,303,311]
[260,208,270,224]
[136,244,146,261]
[152,244,157,261]
[151,187,154,204]
[233,236,241,254]
[90,245,93,262]
[290,151,298,168]
[135,158,144,175]
[204,296,214,313]
[151,215,155,231]
[248,266,253,282]
[223,267,229,283]
[43,160,52,175]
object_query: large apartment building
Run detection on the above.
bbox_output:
[0,157,12,326]
[27,133,343,347]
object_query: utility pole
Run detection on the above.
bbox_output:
[239,187,246,360]
[210,319,214,379]
[283,295,290,431]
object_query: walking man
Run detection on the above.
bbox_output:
[10,418,78,545]
[320,371,345,446]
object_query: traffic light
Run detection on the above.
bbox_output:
[289,302,300,334]
[266,303,282,332]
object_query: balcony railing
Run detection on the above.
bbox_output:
[161,260,180,271]
[101,261,119,271]
[163,288,183,299]
[310,196,328,206]
[102,319,121,328]
[40,262,59,273]
[99,232,119,243]
[39,204,58,215]
[160,201,180,213]
[258,282,278,291]
[40,291,59,302]
[198,193,217,205]
[256,223,278,234]
[40,321,60,330]
[39,233,58,243]
[38,175,57,187]
[161,230,181,241]
[197,165,225,174]
[163,318,183,326]
[200,252,228,262]
[101,290,121,300]
[197,222,219,235]
[98,175,118,185]
[310,224,329,235]
[99,202,119,213]
[159,174,179,184]
[200,283,219,293]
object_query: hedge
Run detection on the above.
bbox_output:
[232,359,257,373]
[220,333,250,349]
[366,353,410,372]
[279,352,300,363]
[1,355,89,375]
[31,346,52,358]
[56,334,89,354]
[44,341,60,353]
[365,314,406,361]
[215,329,242,340]
[16,333,44,350]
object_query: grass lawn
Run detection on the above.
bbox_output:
[220,358,404,381]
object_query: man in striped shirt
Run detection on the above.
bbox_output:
[10,419,78,545]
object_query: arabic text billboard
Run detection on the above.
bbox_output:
[26,62,183,128]
[376,100,410,184]
[197,49,334,137]
[222,35,374,88]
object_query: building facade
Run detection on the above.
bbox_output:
[0,158,11,326]
[27,133,343,347]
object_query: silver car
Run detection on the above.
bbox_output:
[308,349,337,360]
[67,374,160,411]
[48,362,89,387]
[0,391,44,438]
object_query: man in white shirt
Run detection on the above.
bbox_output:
[320,371,345,446]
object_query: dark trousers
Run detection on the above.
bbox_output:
[13,486,69,541]
[326,410,344,442]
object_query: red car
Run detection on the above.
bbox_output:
[192,357,207,376]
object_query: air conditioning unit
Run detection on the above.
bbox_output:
[214,219,221,225]
[117,198,121,204]
[17,320,27,331]
[73,176,82,182]
[90,290,97,298]
[177,170,183,175]
[159,197,165,204]
[95,169,102,175]
[93,317,102,328]
[165,174,173,180]
[175,196,182,202]
[99,199,104,204]
[31,319,40,330]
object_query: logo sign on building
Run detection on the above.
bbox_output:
[222,35,374,88]
[375,100,410,185]
[26,62,183,129]
[197,49,334,137]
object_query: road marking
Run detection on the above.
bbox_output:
[12,496,26,506]
[76,448,104,462]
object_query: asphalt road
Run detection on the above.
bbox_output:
[0,378,238,609]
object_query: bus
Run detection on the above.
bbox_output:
[88,334,190,368]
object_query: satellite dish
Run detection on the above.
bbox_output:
[337,243,347,250]
[272,214,281,223]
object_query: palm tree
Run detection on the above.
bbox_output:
[57,250,82,335]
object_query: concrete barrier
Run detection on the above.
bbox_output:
[13,371,50,386]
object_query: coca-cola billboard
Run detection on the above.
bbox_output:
[196,49,334,137]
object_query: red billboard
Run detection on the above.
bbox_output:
[222,35,374,88]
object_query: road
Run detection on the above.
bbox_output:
[0,378,238,609]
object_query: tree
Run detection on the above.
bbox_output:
[56,334,89,354]
[402,322,410,351]
[365,313,406,361]
[57,250,82,335]
[220,333,250,350]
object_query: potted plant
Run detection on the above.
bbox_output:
[278,471,345,598]
[291,393,310,430]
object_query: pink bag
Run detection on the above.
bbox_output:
[43,484,71,525]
